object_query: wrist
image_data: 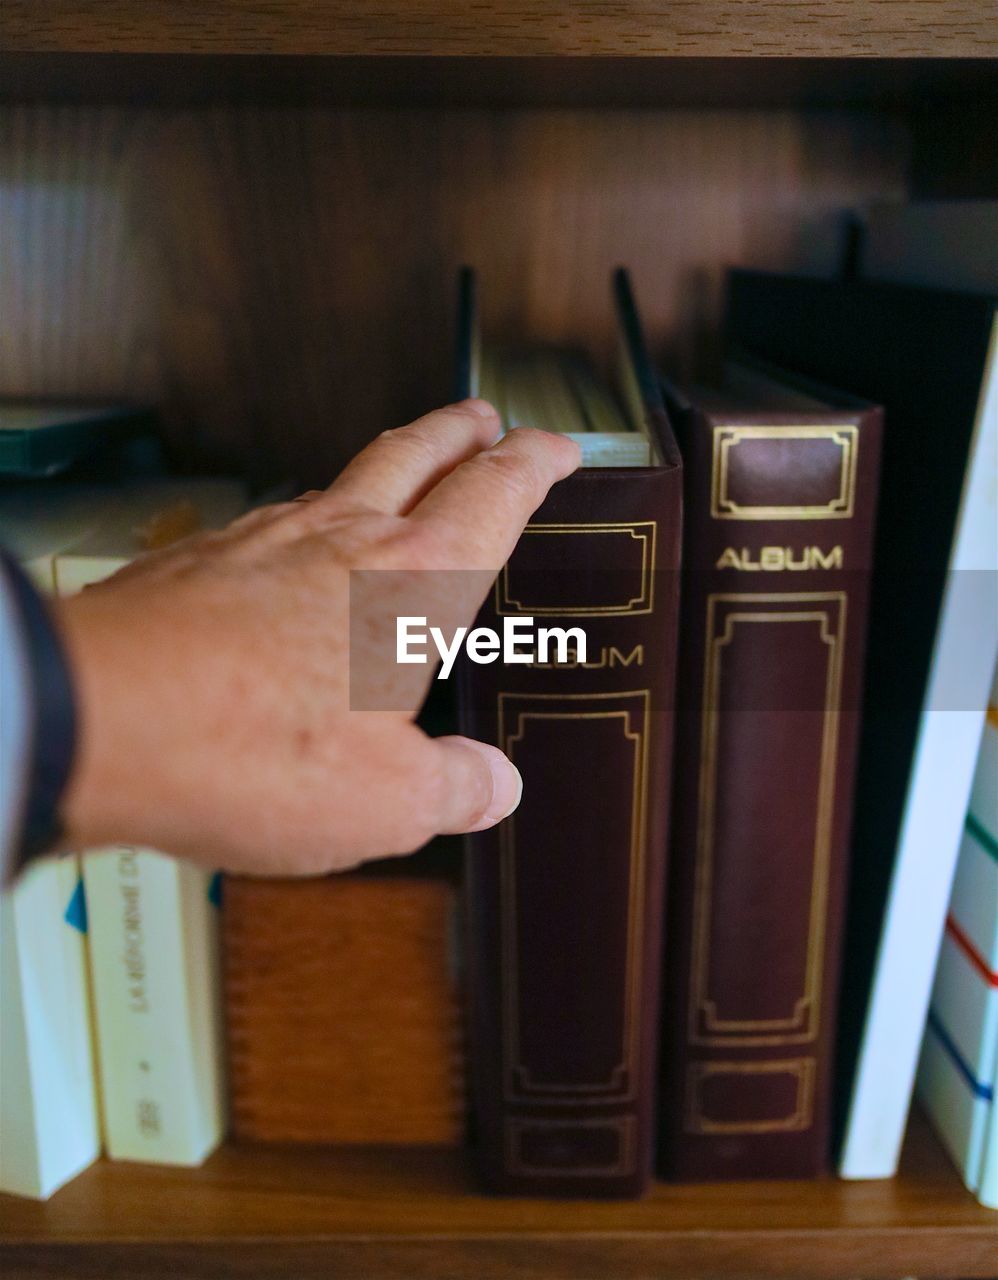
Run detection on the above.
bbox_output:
[55,590,161,852]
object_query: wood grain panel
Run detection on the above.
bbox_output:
[4,1,997,58]
[223,875,464,1145]
[0,1113,995,1279]
[0,107,908,485]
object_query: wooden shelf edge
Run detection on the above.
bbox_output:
[0,1111,993,1278]
[5,1,998,59]
[0,1234,995,1280]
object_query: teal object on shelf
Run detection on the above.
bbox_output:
[0,401,154,478]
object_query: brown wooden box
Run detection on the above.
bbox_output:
[223,874,464,1145]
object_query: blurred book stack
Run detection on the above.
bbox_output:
[0,416,245,1194]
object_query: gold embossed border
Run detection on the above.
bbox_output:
[690,593,846,1047]
[711,425,858,520]
[505,1116,638,1178]
[499,690,650,1104]
[685,1059,816,1134]
[495,522,656,617]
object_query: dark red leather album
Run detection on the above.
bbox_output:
[457,269,683,1196]
[659,364,882,1179]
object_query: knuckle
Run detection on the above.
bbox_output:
[423,403,480,429]
[267,502,308,522]
[230,502,293,528]
[290,497,340,532]
[508,425,547,444]
[510,425,573,467]
[374,424,439,469]
[379,421,432,450]
[513,425,577,464]
[471,446,538,499]
[368,519,433,569]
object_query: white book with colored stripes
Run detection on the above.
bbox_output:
[917,663,998,1208]
[50,478,245,1164]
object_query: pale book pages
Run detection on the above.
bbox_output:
[0,485,121,593]
[49,478,247,593]
[478,344,653,468]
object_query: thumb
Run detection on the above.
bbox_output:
[430,735,523,834]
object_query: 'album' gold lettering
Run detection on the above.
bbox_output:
[529,643,644,670]
[715,546,843,572]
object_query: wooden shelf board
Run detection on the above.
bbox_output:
[4,1,997,60]
[0,1111,994,1278]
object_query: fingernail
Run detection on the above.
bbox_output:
[462,740,522,824]
[458,397,498,419]
[486,752,523,823]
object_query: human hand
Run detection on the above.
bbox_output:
[55,401,580,875]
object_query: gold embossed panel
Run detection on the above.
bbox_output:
[690,593,846,1047]
[505,1116,637,1178]
[499,691,649,1103]
[711,426,858,520]
[496,522,656,616]
[685,1059,816,1134]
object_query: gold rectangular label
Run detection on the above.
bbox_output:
[496,522,656,617]
[505,1116,637,1177]
[711,425,858,520]
[499,691,650,1104]
[685,1059,816,1134]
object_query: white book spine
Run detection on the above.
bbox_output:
[82,847,224,1164]
[839,317,998,1179]
[0,859,101,1198]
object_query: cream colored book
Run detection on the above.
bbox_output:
[0,858,101,1198]
[80,848,226,1164]
[0,495,106,1198]
[0,485,114,592]
[52,477,246,1165]
[50,478,246,594]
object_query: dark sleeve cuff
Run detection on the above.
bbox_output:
[0,550,78,878]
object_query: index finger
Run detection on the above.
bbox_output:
[406,427,581,568]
